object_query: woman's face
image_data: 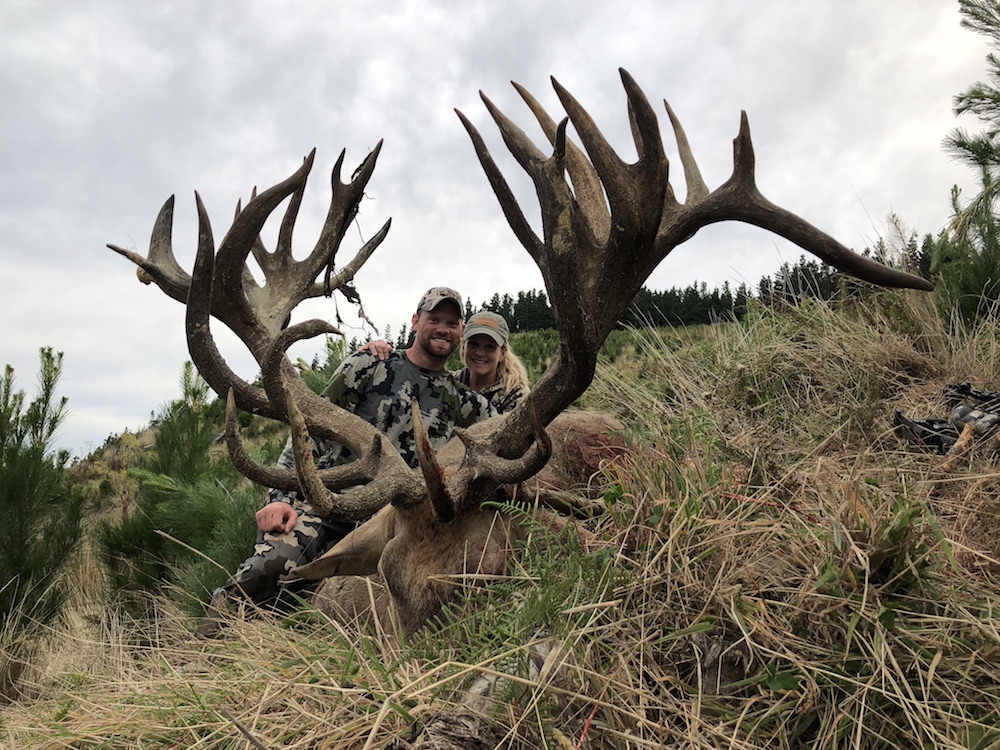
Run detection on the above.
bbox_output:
[463,334,504,381]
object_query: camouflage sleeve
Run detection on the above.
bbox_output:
[458,387,497,427]
[493,385,526,414]
[320,351,382,409]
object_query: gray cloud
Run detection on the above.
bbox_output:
[0,0,988,457]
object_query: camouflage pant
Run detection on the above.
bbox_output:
[214,503,354,608]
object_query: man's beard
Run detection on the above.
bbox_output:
[418,332,456,362]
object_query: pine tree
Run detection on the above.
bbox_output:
[931,183,1000,322]
[945,0,1000,229]
[935,0,1000,321]
[142,361,215,483]
[0,348,85,699]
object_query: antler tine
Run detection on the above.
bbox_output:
[475,94,598,273]
[618,69,668,168]
[146,196,188,281]
[304,142,385,279]
[731,112,757,186]
[446,407,553,511]
[224,388,380,492]
[211,151,317,337]
[663,99,710,203]
[412,397,456,522]
[216,150,316,290]
[650,111,935,291]
[455,107,544,261]
[479,92,550,177]
[284,380,367,519]
[552,71,668,232]
[282,380,426,521]
[309,218,391,301]
[271,156,308,265]
[513,81,611,245]
[304,145,392,301]
[257,317,342,419]
[106,196,191,302]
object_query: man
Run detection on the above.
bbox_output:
[199,287,495,634]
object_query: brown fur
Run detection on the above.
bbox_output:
[524,411,626,496]
[299,411,626,637]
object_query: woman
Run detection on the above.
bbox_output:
[456,310,529,413]
[360,310,529,413]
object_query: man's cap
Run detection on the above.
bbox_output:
[462,311,509,345]
[417,286,464,313]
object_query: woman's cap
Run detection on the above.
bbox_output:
[463,311,509,345]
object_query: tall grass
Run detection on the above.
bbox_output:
[4,290,1000,749]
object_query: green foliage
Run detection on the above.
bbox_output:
[946,1,1000,180]
[479,284,741,330]
[621,280,740,326]
[817,487,942,603]
[142,362,216,482]
[933,1,1000,325]
[96,474,260,614]
[0,348,86,700]
[504,328,642,384]
[931,182,1000,324]
[297,335,349,394]
[95,362,260,614]
[505,328,558,382]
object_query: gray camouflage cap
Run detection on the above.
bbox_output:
[417,286,464,314]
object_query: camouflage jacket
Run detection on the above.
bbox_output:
[456,367,526,415]
[269,351,496,506]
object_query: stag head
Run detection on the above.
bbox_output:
[110,69,931,636]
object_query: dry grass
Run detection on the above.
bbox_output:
[4,290,1000,749]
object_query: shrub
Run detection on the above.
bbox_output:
[96,473,260,615]
[95,362,260,615]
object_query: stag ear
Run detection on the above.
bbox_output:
[292,506,400,580]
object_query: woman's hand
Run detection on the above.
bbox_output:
[358,339,393,360]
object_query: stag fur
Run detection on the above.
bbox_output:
[295,410,625,636]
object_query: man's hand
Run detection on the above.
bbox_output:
[256,503,298,534]
[358,339,392,361]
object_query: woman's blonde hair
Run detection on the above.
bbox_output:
[497,344,530,396]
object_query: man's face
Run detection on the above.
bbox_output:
[412,303,463,361]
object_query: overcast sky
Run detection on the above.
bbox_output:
[1,1,991,458]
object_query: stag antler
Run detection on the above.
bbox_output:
[108,147,446,520]
[110,72,933,530]
[439,67,933,502]
[109,147,390,417]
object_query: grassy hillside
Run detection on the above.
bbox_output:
[3,290,999,749]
